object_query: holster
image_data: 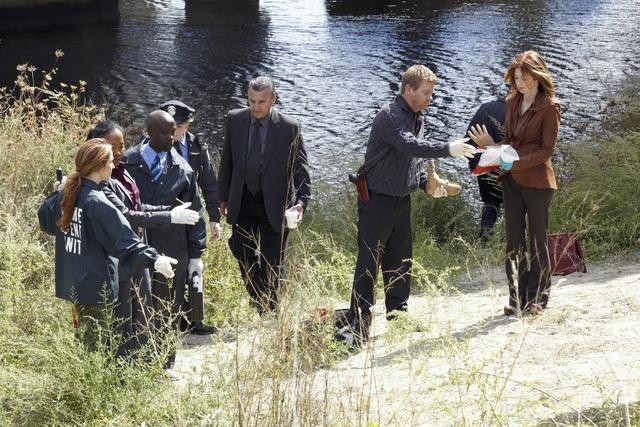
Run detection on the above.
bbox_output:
[348,168,369,204]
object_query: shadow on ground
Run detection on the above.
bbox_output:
[537,400,640,426]
[373,313,518,367]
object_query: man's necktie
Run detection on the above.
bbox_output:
[150,154,162,182]
[245,121,262,195]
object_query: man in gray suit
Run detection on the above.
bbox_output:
[218,76,311,315]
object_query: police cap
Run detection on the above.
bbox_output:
[159,100,195,124]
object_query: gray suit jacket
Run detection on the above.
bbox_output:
[218,107,311,233]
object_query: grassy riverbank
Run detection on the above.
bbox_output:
[1,61,639,425]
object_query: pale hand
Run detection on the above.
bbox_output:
[291,204,304,227]
[210,222,221,241]
[55,176,67,192]
[448,138,477,159]
[467,124,496,147]
[154,255,178,278]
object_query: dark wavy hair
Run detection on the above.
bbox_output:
[86,120,123,140]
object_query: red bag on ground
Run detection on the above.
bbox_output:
[547,233,587,276]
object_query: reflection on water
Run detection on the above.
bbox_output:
[0,0,639,183]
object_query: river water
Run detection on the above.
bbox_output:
[1,0,639,182]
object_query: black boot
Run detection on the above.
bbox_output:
[190,321,216,335]
[479,204,500,240]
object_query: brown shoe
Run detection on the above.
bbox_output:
[427,160,460,197]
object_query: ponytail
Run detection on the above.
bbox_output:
[56,138,112,233]
[57,172,82,233]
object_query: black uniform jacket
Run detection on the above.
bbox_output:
[122,145,207,259]
[38,178,160,304]
[218,107,311,233]
[184,131,220,222]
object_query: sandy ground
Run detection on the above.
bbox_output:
[173,262,640,425]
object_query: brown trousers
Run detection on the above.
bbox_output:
[502,174,554,309]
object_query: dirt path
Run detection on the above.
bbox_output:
[173,262,640,425]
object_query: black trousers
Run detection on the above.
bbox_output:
[351,192,412,314]
[229,188,289,314]
[502,174,554,309]
[151,253,188,367]
[478,170,503,234]
[478,170,503,206]
[114,268,153,358]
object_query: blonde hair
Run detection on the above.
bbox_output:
[504,50,558,103]
[401,65,437,94]
[57,139,112,233]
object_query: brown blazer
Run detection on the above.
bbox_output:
[504,92,561,189]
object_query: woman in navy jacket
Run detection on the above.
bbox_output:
[38,139,177,352]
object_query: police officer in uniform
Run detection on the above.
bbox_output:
[158,100,220,335]
[466,99,506,240]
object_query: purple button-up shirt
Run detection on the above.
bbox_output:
[111,162,141,210]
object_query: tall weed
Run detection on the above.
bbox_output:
[2,53,640,425]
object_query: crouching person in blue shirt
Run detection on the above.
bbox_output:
[38,139,177,353]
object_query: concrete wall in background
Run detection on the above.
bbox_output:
[0,0,119,31]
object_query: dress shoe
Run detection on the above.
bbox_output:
[503,305,518,316]
[190,321,215,335]
[179,318,192,333]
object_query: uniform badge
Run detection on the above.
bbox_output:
[167,105,176,116]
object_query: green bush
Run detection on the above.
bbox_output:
[523,76,640,260]
[551,131,640,258]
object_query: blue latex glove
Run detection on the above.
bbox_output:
[500,157,513,171]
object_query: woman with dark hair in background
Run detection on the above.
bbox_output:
[86,121,198,358]
[469,50,561,316]
[38,139,177,352]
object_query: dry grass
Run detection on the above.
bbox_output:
[1,55,640,425]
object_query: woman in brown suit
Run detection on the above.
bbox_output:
[469,50,560,316]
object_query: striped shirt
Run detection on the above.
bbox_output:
[363,95,449,197]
